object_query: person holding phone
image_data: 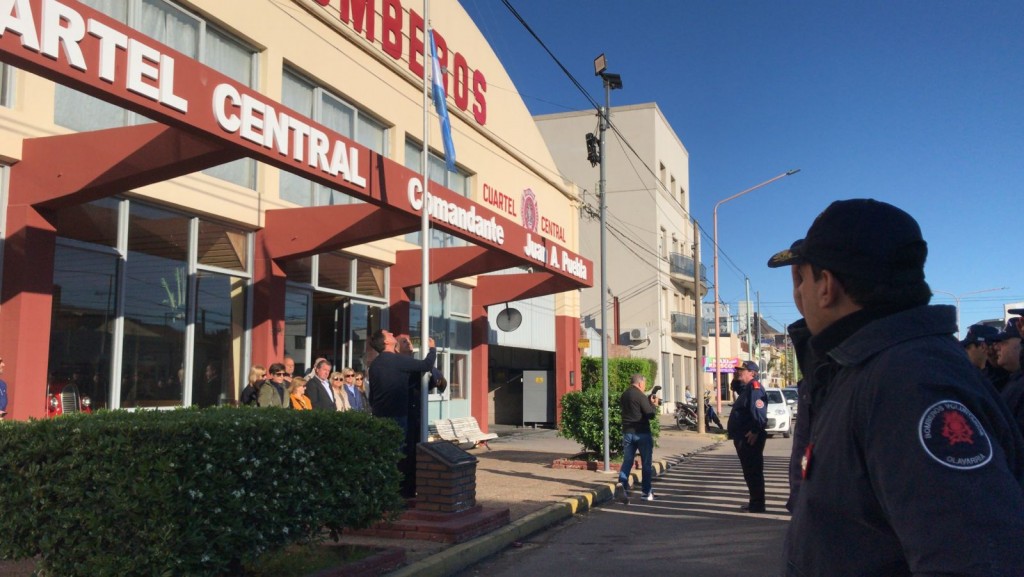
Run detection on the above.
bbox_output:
[617,373,660,504]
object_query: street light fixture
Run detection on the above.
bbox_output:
[932,287,1008,338]
[594,53,623,473]
[712,169,800,413]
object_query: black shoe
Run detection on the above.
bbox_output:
[740,503,766,513]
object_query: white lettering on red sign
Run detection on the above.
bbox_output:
[407,177,505,245]
[213,83,366,188]
[0,0,189,112]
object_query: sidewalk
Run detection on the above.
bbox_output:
[344,415,725,576]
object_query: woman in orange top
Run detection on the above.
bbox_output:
[288,377,312,410]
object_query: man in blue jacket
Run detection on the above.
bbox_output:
[769,198,1024,577]
[727,360,768,513]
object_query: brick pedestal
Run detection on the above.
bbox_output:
[349,442,509,543]
[415,442,477,513]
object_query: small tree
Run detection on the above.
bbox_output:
[560,357,659,457]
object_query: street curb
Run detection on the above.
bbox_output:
[385,445,716,577]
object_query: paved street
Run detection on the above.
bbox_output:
[455,436,793,577]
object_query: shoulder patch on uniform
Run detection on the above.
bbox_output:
[752,381,761,389]
[918,400,993,471]
[755,399,765,409]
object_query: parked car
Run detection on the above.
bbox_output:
[46,380,92,417]
[781,387,799,418]
[764,387,792,438]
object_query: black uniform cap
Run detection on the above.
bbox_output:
[767,199,928,284]
[961,324,997,347]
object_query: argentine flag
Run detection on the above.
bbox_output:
[429,29,457,172]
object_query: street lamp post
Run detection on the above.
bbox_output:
[594,54,622,473]
[933,287,1008,338]
[712,169,800,413]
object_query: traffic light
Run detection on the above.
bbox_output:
[585,133,600,167]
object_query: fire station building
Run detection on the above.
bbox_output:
[0,0,590,426]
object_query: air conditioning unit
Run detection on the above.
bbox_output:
[628,327,648,342]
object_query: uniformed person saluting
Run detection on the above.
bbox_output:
[727,360,768,513]
[768,199,1024,577]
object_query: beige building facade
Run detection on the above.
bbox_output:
[536,103,708,407]
[0,0,590,425]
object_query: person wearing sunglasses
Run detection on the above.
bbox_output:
[332,368,368,412]
[329,370,349,411]
[257,363,289,408]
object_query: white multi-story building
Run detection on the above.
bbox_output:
[535,103,707,407]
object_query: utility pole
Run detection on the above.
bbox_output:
[693,219,705,434]
[593,54,622,473]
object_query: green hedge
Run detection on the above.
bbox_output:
[561,357,660,456]
[0,407,404,577]
[580,357,657,391]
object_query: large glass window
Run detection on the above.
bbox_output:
[192,271,247,406]
[121,205,190,408]
[284,289,311,375]
[349,301,382,373]
[49,199,253,410]
[50,244,119,410]
[408,283,471,400]
[279,68,388,207]
[54,0,258,188]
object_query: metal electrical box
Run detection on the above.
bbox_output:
[522,370,554,424]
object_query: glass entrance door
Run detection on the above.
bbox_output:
[311,295,382,372]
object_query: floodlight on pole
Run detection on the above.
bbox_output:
[932,287,1008,338]
[712,169,800,413]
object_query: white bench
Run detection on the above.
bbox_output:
[430,416,497,450]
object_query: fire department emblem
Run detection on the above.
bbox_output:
[521,188,538,232]
[918,400,992,470]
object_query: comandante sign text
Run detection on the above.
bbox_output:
[0,0,592,285]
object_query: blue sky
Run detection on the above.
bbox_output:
[459,0,1024,332]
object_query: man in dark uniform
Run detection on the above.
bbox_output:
[726,360,768,513]
[768,199,1024,576]
[961,323,997,373]
[996,316,1024,437]
[983,328,1012,392]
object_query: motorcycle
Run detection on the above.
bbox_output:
[675,400,698,430]
[675,390,724,430]
[702,390,725,430]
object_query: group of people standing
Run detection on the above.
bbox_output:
[624,199,1024,575]
[961,314,1024,438]
[240,356,370,413]
[766,199,1024,575]
[238,330,445,501]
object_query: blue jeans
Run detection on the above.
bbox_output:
[618,431,654,495]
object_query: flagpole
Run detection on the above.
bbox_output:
[419,0,432,446]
